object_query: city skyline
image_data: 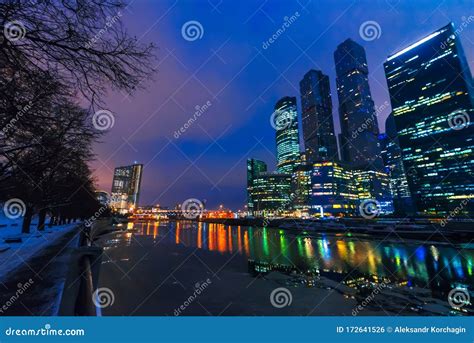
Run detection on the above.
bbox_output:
[90,1,474,210]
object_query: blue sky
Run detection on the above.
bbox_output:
[91,0,474,210]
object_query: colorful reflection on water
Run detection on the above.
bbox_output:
[129,221,474,290]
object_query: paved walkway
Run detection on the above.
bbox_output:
[0,225,81,315]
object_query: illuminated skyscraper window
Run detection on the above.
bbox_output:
[111,163,143,213]
[299,69,338,162]
[274,96,301,173]
[334,39,383,169]
[384,23,474,216]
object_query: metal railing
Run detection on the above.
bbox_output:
[58,220,106,316]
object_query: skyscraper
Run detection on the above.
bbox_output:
[299,70,338,162]
[274,96,300,173]
[379,113,413,215]
[334,39,383,169]
[248,172,292,217]
[247,158,268,213]
[384,23,474,216]
[311,161,358,217]
[111,163,143,213]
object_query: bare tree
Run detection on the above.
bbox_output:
[0,0,156,106]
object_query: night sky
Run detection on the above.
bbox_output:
[91,0,474,210]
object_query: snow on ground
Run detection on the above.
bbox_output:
[0,213,81,283]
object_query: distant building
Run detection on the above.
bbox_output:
[379,113,413,215]
[384,23,474,216]
[274,96,301,173]
[310,161,358,217]
[353,168,394,215]
[334,38,383,169]
[247,158,268,213]
[248,172,292,217]
[111,163,143,214]
[291,162,312,217]
[310,161,393,217]
[299,69,338,162]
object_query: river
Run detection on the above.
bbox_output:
[95,220,473,316]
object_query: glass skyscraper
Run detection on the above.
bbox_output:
[334,39,383,169]
[247,158,268,213]
[248,172,292,217]
[384,23,474,216]
[274,96,300,173]
[299,69,338,162]
[379,113,413,215]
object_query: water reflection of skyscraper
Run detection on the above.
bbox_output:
[130,221,473,290]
